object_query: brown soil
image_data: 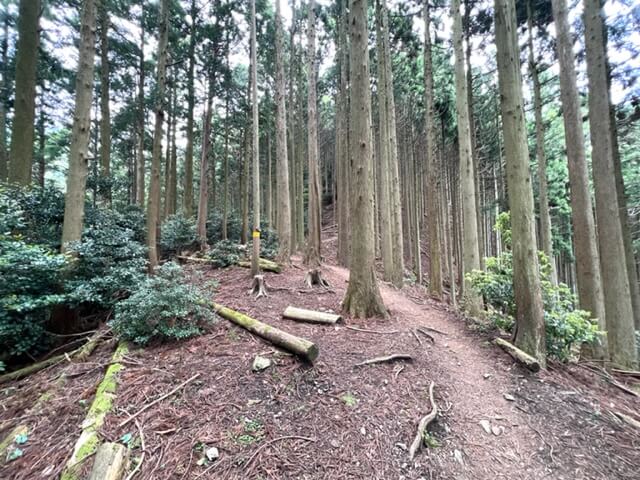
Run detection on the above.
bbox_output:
[1,237,639,479]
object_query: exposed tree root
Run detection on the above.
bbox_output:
[354,354,413,367]
[304,268,331,289]
[345,326,401,335]
[409,381,438,460]
[248,275,269,298]
[415,328,435,343]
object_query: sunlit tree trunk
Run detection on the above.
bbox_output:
[583,0,637,368]
[145,0,169,271]
[61,0,97,251]
[8,0,41,185]
[495,0,546,365]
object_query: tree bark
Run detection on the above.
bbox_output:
[336,0,350,267]
[61,0,97,251]
[342,0,387,319]
[452,0,482,314]
[551,0,607,358]
[583,0,637,368]
[283,306,342,325]
[183,0,197,217]
[250,0,261,277]
[0,15,7,182]
[145,0,169,271]
[495,0,546,366]
[99,2,111,205]
[135,1,145,206]
[197,84,214,252]
[8,0,41,185]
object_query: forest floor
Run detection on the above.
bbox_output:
[1,229,640,479]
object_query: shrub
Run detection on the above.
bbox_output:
[161,214,197,254]
[205,240,244,268]
[207,211,243,244]
[260,227,279,260]
[0,236,68,357]
[110,262,215,345]
[468,213,601,361]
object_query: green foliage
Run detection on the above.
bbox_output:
[205,240,244,268]
[0,236,68,357]
[110,262,215,345]
[340,392,358,407]
[207,211,243,244]
[259,227,279,260]
[161,214,197,254]
[469,213,601,360]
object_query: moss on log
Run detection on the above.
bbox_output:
[283,306,342,325]
[211,303,319,362]
[60,342,128,480]
[495,337,541,372]
[238,258,282,273]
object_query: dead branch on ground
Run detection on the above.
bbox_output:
[409,381,438,460]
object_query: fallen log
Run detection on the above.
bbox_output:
[283,306,342,325]
[0,329,107,385]
[409,381,438,460]
[211,303,319,362]
[88,442,128,480]
[176,255,211,264]
[494,338,541,372]
[354,354,413,367]
[238,258,282,273]
[61,342,128,480]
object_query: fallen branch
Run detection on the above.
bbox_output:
[345,326,401,335]
[238,258,282,273]
[283,306,342,325]
[244,435,316,471]
[415,328,435,343]
[418,325,449,336]
[119,373,200,428]
[0,329,106,385]
[611,410,640,430]
[409,381,438,460]
[494,338,541,372]
[354,354,413,367]
[611,368,640,379]
[61,342,129,480]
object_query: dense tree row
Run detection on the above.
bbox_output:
[0,0,638,368]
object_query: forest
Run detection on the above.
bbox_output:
[0,0,639,478]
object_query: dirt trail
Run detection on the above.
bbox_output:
[1,243,638,479]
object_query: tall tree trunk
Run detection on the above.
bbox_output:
[424,0,442,298]
[250,0,261,276]
[305,0,321,268]
[452,0,482,314]
[163,77,174,219]
[8,0,41,185]
[527,1,555,284]
[275,0,292,264]
[266,130,273,228]
[222,35,230,241]
[197,84,214,252]
[550,0,606,358]
[381,0,404,286]
[0,14,9,182]
[495,0,546,365]
[342,0,387,318]
[36,100,45,187]
[241,123,250,245]
[99,2,111,205]
[336,0,350,267]
[183,0,197,217]
[583,0,637,368]
[296,72,304,251]
[145,0,169,271]
[169,83,177,216]
[61,0,97,251]
[288,0,298,251]
[135,1,145,206]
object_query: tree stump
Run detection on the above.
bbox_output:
[304,269,330,289]
[249,275,269,298]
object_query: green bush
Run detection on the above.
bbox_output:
[260,227,279,260]
[468,212,601,361]
[110,262,215,345]
[0,236,68,357]
[205,240,244,268]
[161,214,197,254]
[207,211,243,243]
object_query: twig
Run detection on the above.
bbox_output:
[124,420,146,480]
[527,421,554,463]
[611,368,640,378]
[244,435,316,470]
[415,328,435,343]
[411,329,423,346]
[418,325,449,335]
[409,381,438,460]
[118,373,200,428]
[354,354,413,367]
[345,326,401,335]
[394,365,405,380]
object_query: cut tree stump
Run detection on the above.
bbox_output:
[249,275,269,298]
[495,338,541,372]
[304,269,331,288]
[239,258,282,273]
[211,303,319,362]
[0,329,107,385]
[61,342,129,480]
[282,306,342,325]
[88,442,128,480]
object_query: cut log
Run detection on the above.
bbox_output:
[61,342,129,480]
[211,303,319,362]
[283,306,342,325]
[354,354,413,367]
[88,442,128,480]
[239,258,282,273]
[0,329,106,385]
[494,338,541,372]
[409,381,438,460]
